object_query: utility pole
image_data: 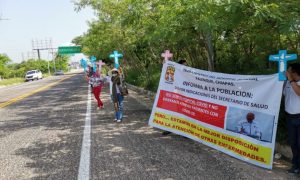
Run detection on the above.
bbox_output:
[21,53,24,61]
[48,39,57,72]
[47,61,50,75]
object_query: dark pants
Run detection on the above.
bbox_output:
[286,113,300,168]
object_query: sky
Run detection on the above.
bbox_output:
[0,0,95,63]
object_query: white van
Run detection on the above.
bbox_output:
[25,70,43,81]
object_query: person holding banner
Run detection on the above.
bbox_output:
[178,59,188,66]
[236,112,262,140]
[284,63,300,174]
[162,59,188,136]
[111,68,124,123]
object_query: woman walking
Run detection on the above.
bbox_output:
[111,68,124,122]
[90,70,104,109]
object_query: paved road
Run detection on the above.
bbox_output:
[0,76,65,107]
[0,73,298,180]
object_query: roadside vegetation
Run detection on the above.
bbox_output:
[72,0,300,143]
[0,54,69,81]
[0,78,24,86]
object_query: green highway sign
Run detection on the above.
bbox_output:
[58,46,81,55]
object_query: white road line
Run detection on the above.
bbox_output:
[78,86,92,180]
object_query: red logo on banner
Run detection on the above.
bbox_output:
[157,90,227,128]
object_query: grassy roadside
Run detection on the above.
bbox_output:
[0,74,53,87]
[0,70,74,88]
[0,78,24,86]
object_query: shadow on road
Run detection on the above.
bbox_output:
[0,74,297,180]
[0,75,87,179]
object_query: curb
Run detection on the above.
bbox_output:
[126,83,156,99]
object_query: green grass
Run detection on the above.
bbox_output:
[0,74,54,87]
[0,78,25,86]
[43,74,51,78]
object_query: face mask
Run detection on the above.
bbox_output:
[112,74,117,77]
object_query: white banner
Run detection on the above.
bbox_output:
[149,61,284,169]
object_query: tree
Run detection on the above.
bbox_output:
[73,0,300,86]
[54,55,69,71]
[0,54,11,78]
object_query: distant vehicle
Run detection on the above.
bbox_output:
[54,70,64,76]
[25,70,43,81]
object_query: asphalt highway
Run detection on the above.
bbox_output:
[0,73,297,180]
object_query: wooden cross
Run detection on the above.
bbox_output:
[80,59,88,72]
[96,60,106,74]
[161,50,173,64]
[90,56,97,72]
[269,50,297,81]
[109,50,123,69]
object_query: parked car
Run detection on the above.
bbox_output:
[54,70,64,76]
[25,70,43,81]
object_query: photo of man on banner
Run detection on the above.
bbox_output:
[236,112,262,140]
[226,107,275,143]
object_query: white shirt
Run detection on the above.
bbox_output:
[283,81,300,114]
[236,120,261,139]
[116,84,120,94]
[90,76,103,87]
[106,76,113,95]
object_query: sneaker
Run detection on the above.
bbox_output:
[287,166,299,174]
[162,131,172,136]
[114,119,117,122]
[117,119,122,123]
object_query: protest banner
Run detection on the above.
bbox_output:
[148,61,284,169]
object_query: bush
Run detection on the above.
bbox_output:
[0,78,24,86]
[276,100,288,144]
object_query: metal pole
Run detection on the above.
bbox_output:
[53,50,56,72]
[48,61,50,75]
[37,49,41,60]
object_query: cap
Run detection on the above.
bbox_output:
[111,68,119,73]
